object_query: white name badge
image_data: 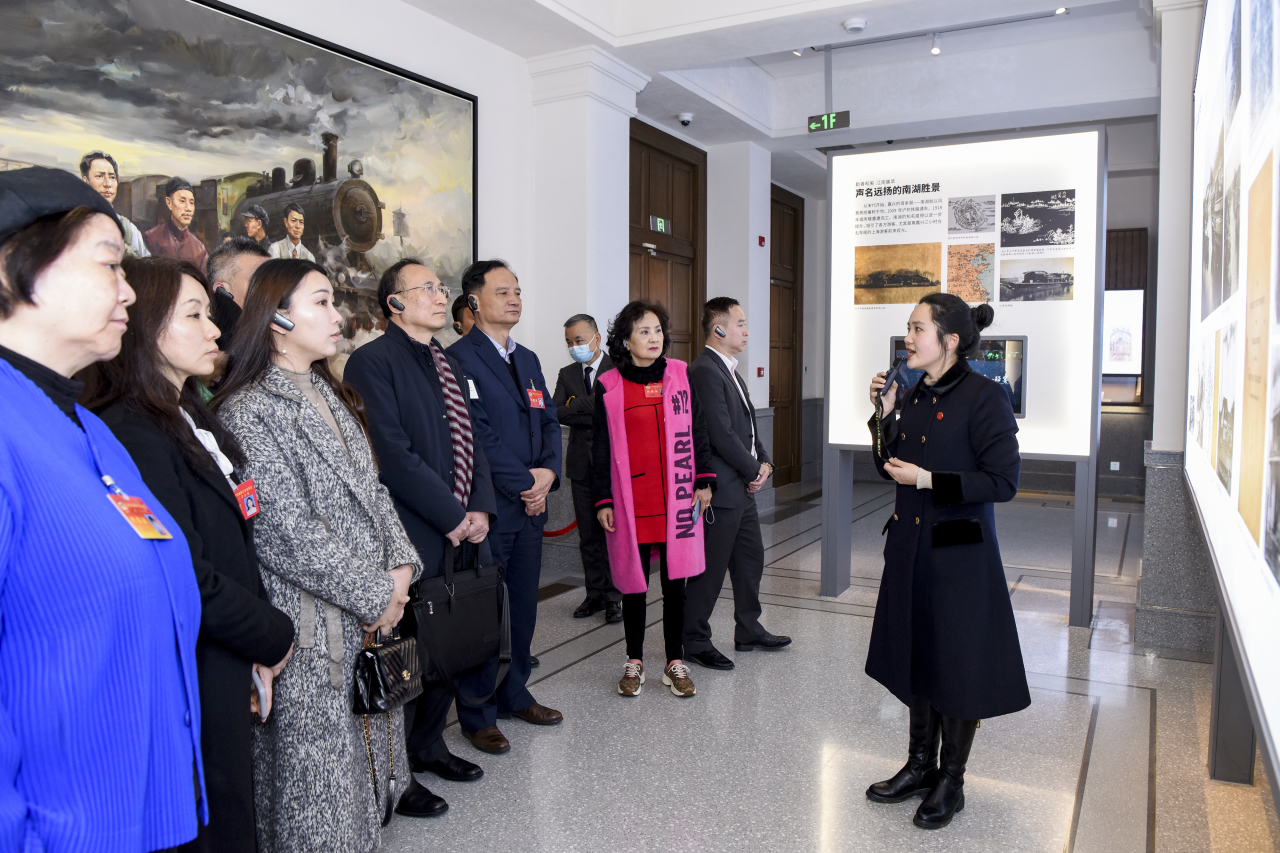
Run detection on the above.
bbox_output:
[467,379,479,400]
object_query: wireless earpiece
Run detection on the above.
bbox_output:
[714,326,727,339]
[214,285,234,301]
[272,311,295,332]
[467,295,479,312]
[453,322,464,336]
[388,296,405,312]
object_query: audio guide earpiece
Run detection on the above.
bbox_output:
[389,296,405,312]
[467,295,479,312]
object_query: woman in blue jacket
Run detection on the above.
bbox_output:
[0,168,205,852]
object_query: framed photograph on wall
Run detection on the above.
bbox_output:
[0,0,477,368]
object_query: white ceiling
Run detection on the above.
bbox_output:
[406,0,1160,199]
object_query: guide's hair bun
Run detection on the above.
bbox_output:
[970,303,995,333]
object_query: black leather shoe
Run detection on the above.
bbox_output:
[530,655,540,668]
[867,696,940,803]
[735,633,792,651]
[914,715,978,829]
[573,596,604,618]
[410,751,484,782]
[687,647,735,670]
[605,601,622,623]
[394,776,448,818]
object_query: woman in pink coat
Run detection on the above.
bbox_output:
[591,300,716,698]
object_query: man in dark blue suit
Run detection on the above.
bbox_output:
[446,259,564,753]
[345,259,498,808]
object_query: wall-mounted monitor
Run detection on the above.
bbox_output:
[890,336,1027,418]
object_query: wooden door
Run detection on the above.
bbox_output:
[629,120,706,364]
[770,185,804,486]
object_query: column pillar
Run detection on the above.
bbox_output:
[528,47,649,364]
[1136,0,1216,651]
[707,141,775,509]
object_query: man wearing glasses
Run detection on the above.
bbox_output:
[344,259,497,814]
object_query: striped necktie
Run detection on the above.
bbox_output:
[427,339,475,507]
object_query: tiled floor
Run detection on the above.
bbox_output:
[382,481,1280,852]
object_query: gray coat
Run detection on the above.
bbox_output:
[220,366,423,853]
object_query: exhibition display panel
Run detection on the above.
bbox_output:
[821,129,1107,624]
[1185,0,1280,778]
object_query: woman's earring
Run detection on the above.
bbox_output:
[281,347,287,355]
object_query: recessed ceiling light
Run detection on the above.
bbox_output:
[842,17,868,33]
[931,33,941,55]
[1055,7,1068,14]
[793,48,803,56]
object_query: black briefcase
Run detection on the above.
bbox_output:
[409,541,510,704]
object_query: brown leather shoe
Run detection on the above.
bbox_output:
[508,702,563,726]
[462,726,510,754]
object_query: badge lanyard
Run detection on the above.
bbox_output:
[84,429,173,541]
[526,379,546,410]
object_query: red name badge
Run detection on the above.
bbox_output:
[234,479,261,520]
[107,493,173,540]
[527,388,546,409]
[645,382,663,398]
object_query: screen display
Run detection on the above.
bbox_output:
[890,337,1026,417]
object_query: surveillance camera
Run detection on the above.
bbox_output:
[678,112,693,126]
[842,17,868,34]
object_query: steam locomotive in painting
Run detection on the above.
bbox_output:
[113,133,386,273]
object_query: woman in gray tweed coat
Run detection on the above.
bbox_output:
[214,259,439,852]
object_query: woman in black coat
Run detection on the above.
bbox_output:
[83,257,295,853]
[864,293,1029,830]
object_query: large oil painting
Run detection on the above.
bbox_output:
[0,0,476,354]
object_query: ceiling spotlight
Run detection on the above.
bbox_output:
[793,48,803,56]
[1055,6,1068,13]
[842,17,868,33]
[931,33,941,55]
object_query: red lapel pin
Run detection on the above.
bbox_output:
[937,412,944,420]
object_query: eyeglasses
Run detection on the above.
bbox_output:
[397,284,451,298]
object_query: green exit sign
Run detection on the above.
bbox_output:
[807,111,850,132]
[649,215,672,234]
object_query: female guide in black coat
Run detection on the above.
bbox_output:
[864,293,1029,831]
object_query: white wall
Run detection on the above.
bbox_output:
[803,198,827,399]
[1107,172,1160,234]
[220,0,543,353]
[706,140,772,401]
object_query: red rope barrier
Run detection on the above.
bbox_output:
[542,520,578,538]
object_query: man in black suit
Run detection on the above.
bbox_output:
[551,314,621,622]
[344,258,497,807]
[683,297,792,670]
[206,236,269,351]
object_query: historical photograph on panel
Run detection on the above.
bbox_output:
[998,256,1074,302]
[1266,343,1280,579]
[1192,333,1217,455]
[1201,127,1226,319]
[0,0,476,369]
[999,189,1075,247]
[947,196,996,234]
[1225,166,1242,303]
[1251,0,1274,129]
[1228,0,1243,129]
[853,242,942,304]
[946,244,995,302]
[1218,321,1239,492]
[1239,154,1272,544]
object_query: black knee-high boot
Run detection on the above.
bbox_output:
[913,715,977,829]
[866,696,940,803]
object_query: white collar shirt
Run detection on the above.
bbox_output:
[705,346,757,459]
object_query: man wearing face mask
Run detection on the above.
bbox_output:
[551,314,620,621]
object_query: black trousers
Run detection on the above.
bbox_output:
[570,477,620,602]
[623,543,685,664]
[404,680,457,763]
[682,496,766,652]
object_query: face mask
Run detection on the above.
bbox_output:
[569,344,594,364]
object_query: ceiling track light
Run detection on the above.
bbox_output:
[793,48,804,56]
[814,8,1070,53]
[931,33,941,55]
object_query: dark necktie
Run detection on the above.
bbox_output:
[584,365,593,391]
[426,339,475,508]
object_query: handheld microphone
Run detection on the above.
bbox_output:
[880,356,907,397]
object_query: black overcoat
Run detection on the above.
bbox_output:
[344,322,497,580]
[551,352,613,481]
[866,360,1031,720]
[99,402,295,853]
